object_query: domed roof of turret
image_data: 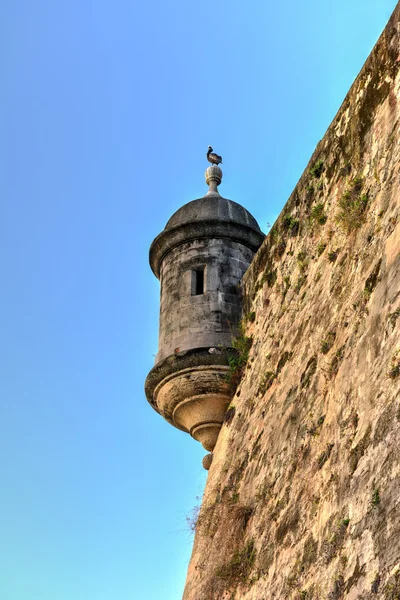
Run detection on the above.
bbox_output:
[165,165,261,233]
[149,164,265,278]
[165,195,262,232]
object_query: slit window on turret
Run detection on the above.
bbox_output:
[192,267,205,295]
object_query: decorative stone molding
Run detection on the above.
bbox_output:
[146,350,233,451]
[205,165,222,196]
[149,219,264,278]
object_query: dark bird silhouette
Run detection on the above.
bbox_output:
[206,146,223,165]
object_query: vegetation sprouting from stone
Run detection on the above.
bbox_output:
[283,534,319,592]
[388,308,400,329]
[317,242,327,256]
[310,160,325,179]
[255,269,277,291]
[274,239,287,258]
[297,251,309,273]
[310,203,328,225]
[257,351,293,396]
[186,502,201,535]
[320,330,336,354]
[336,177,369,233]
[371,488,381,507]
[321,517,350,563]
[302,535,318,570]
[328,250,338,262]
[258,371,275,395]
[215,539,257,585]
[330,346,345,377]
[227,321,253,386]
[265,270,277,286]
[282,214,300,236]
[383,571,400,599]
[340,161,352,177]
[314,270,322,282]
[282,275,291,298]
[388,350,400,379]
[306,415,325,437]
[295,274,307,293]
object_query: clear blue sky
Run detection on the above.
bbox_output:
[0,1,397,598]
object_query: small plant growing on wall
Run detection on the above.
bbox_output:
[320,330,336,354]
[383,570,400,598]
[371,488,381,508]
[294,274,307,293]
[186,500,201,535]
[297,251,309,273]
[340,161,352,177]
[255,269,277,291]
[328,250,338,263]
[282,275,291,298]
[336,176,369,233]
[310,160,325,179]
[310,203,328,225]
[227,321,253,386]
[329,346,345,377]
[388,308,400,329]
[258,371,275,395]
[247,311,256,323]
[274,239,287,258]
[282,214,300,236]
[215,539,257,585]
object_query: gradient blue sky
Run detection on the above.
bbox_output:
[0,1,397,598]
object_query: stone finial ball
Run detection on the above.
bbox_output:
[205,165,223,187]
[202,453,213,470]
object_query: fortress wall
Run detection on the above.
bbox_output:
[183,3,400,599]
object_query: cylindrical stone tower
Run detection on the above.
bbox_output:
[145,163,264,462]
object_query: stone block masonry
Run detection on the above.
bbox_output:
[183,3,400,599]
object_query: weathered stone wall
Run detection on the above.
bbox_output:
[183,4,400,599]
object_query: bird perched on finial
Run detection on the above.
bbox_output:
[207,146,223,165]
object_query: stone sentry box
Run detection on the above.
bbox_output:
[145,165,264,466]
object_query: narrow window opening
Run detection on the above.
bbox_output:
[192,267,205,295]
